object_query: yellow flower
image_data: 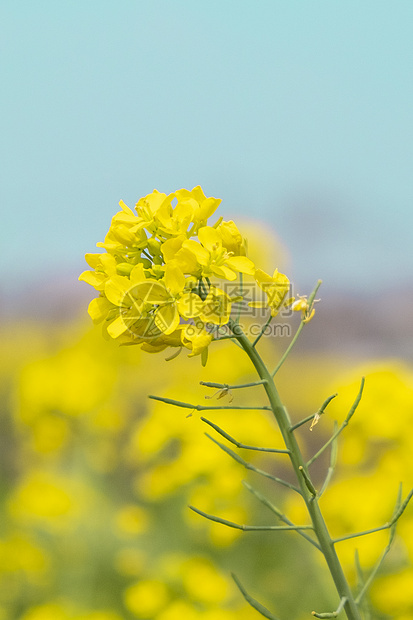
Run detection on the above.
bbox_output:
[175,185,221,233]
[181,322,213,360]
[177,291,205,320]
[291,294,318,323]
[250,268,290,316]
[200,286,232,325]
[183,226,255,281]
[103,263,156,339]
[139,263,187,335]
[161,235,200,274]
[216,220,247,255]
[78,253,117,290]
[139,329,183,353]
[80,186,296,356]
[132,190,173,234]
[155,199,195,237]
[96,201,148,256]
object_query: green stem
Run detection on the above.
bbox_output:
[253,313,273,347]
[271,320,305,377]
[271,280,322,377]
[229,320,362,620]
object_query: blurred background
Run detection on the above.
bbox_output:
[1,1,413,619]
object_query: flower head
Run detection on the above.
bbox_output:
[80,186,302,362]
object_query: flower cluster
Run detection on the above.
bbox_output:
[80,186,298,363]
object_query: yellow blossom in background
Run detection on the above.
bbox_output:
[180,557,230,604]
[0,534,49,584]
[156,600,199,620]
[19,603,70,620]
[8,471,75,528]
[371,569,413,616]
[19,604,123,620]
[124,579,170,617]
[114,505,148,537]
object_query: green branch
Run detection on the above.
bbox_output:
[271,280,322,377]
[232,573,282,620]
[355,484,404,604]
[189,505,313,532]
[317,421,338,499]
[205,432,301,494]
[148,394,270,411]
[201,417,290,454]
[290,393,338,432]
[307,378,365,468]
[312,597,347,618]
[229,318,363,620]
[200,379,268,389]
[243,481,321,551]
[334,486,413,544]
[253,314,273,347]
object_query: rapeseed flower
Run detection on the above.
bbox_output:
[250,268,291,316]
[80,186,304,361]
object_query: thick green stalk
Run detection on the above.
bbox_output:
[230,321,361,620]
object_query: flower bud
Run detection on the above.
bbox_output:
[116,263,134,276]
[147,238,162,256]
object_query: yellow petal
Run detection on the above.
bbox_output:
[182,239,209,266]
[173,202,194,228]
[225,256,255,275]
[198,226,221,252]
[84,253,102,268]
[164,263,185,296]
[135,190,169,216]
[178,292,204,318]
[271,269,290,286]
[107,315,128,338]
[154,202,173,227]
[79,270,107,289]
[173,247,200,274]
[99,253,117,274]
[105,275,132,306]
[200,288,231,325]
[189,185,207,203]
[211,265,237,281]
[87,296,113,323]
[217,220,243,253]
[130,263,147,284]
[161,236,185,261]
[198,197,221,221]
[119,199,136,216]
[182,324,213,356]
[155,304,180,335]
[254,268,273,287]
[142,281,170,304]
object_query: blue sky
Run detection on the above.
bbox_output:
[2,0,413,298]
